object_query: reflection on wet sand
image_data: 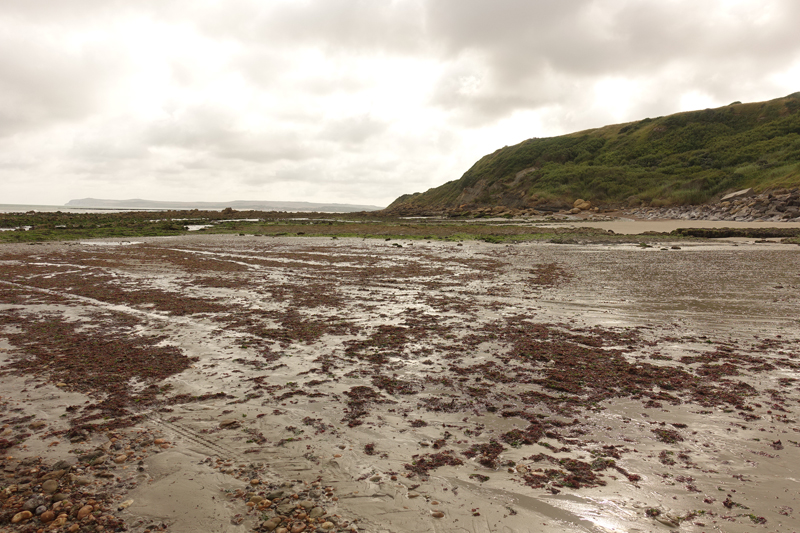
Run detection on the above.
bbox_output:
[1,235,798,533]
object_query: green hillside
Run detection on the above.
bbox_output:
[387,92,800,213]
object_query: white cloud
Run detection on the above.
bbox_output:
[1,0,799,206]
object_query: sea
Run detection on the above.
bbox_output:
[0,204,193,214]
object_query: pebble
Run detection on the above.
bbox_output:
[219,419,240,428]
[23,495,48,511]
[431,511,445,518]
[117,499,134,510]
[77,504,94,519]
[299,499,314,510]
[308,507,325,518]
[42,479,59,493]
[114,454,128,464]
[290,522,306,533]
[262,517,282,531]
[277,503,296,515]
[42,468,68,481]
[407,491,419,498]
[320,522,334,530]
[39,510,55,523]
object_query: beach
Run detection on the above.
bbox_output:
[1,234,799,533]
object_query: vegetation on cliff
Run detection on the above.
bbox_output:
[387,92,800,213]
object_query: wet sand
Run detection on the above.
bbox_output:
[559,217,800,235]
[1,234,799,533]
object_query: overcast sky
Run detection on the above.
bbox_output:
[1,0,799,207]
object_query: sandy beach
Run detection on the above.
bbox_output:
[1,234,799,533]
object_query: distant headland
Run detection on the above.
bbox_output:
[65,198,384,213]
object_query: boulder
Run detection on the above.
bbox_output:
[573,199,592,210]
[721,188,753,202]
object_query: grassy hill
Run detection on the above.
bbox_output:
[387,92,800,213]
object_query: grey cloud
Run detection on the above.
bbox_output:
[0,27,127,136]
[423,0,800,125]
[145,104,330,163]
[319,114,389,145]
[192,0,425,55]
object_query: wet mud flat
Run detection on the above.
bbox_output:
[1,234,799,533]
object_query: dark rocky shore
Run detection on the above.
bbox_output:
[626,187,800,222]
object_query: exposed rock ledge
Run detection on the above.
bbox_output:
[625,188,800,222]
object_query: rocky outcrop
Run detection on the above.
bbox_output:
[626,188,800,222]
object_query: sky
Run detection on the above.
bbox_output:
[1,0,800,207]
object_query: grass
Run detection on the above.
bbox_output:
[0,210,714,245]
[388,92,800,211]
[5,210,799,246]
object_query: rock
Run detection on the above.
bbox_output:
[39,510,55,523]
[262,517,282,531]
[369,475,381,482]
[23,495,49,511]
[68,524,80,533]
[114,454,127,464]
[77,505,94,519]
[50,515,68,528]
[266,490,285,499]
[249,495,264,504]
[308,507,325,518]
[73,476,91,486]
[431,511,445,518]
[42,479,59,493]
[721,188,753,202]
[320,522,334,530]
[299,500,314,510]
[12,510,33,523]
[36,504,48,515]
[53,493,70,502]
[573,199,592,210]
[29,421,47,430]
[219,419,240,429]
[117,499,134,510]
[407,491,419,498]
[42,468,68,481]
[290,522,306,533]
[277,503,296,515]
